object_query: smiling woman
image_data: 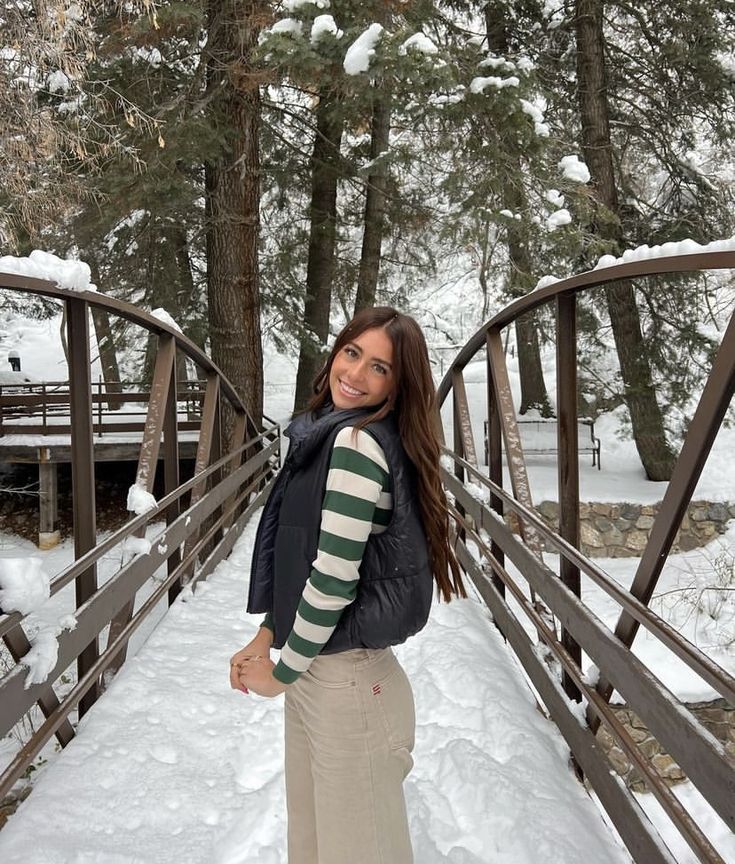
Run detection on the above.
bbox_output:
[230,306,465,864]
[328,326,395,409]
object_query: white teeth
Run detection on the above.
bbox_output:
[340,380,363,396]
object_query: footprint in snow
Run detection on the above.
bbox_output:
[149,744,178,764]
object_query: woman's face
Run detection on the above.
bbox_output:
[328,326,395,410]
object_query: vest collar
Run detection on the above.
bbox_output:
[284,404,386,468]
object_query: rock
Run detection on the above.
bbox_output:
[677,533,700,552]
[635,515,655,530]
[626,530,648,552]
[707,503,729,522]
[610,546,637,558]
[595,517,614,533]
[602,527,624,546]
[537,500,559,521]
[652,753,686,782]
[620,504,641,521]
[690,506,709,522]
[581,522,604,548]
[607,746,630,777]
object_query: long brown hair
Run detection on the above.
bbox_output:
[307,306,466,602]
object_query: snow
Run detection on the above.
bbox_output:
[479,55,515,71]
[0,557,49,614]
[123,537,152,558]
[3,242,735,859]
[310,14,342,43]
[593,237,735,271]
[127,484,158,516]
[20,629,60,689]
[150,307,183,334]
[268,18,303,37]
[283,0,330,9]
[343,24,384,75]
[0,370,40,385]
[520,99,550,137]
[469,75,520,93]
[559,155,591,184]
[0,520,633,864]
[535,274,561,290]
[399,33,439,55]
[0,250,95,292]
[546,188,565,208]
[546,208,572,231]
[46,70,70,93]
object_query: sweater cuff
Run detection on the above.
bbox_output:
[273,660,301,685]
[260,611,274,633]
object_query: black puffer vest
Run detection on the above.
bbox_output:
[247,406,433,652]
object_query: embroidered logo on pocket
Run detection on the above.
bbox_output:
[372,683,382,696]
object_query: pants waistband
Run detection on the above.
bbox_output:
[306,648,397,684]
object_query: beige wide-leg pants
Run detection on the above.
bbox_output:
[284,647,415,864]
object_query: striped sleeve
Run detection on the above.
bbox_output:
[272,426,391,684]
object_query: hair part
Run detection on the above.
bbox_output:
[307,306,466,602]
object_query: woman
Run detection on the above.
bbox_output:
[230,306,465,864]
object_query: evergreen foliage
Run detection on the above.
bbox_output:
[3,0,735,457]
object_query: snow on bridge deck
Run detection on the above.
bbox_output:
[0,517,631,864]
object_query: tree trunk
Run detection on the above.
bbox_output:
[485,3,552,417]
[204,0,264,437]
[575,0,675,480]
[90,308,122,408]
[293,88,344,412]
[353,89,390,315]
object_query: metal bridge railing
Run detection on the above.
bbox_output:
[438,249,735,864]
[0,274,280,805]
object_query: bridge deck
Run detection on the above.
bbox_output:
[0,518,631,864]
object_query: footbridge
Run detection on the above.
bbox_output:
[1,252,734,863]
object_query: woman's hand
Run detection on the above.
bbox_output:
[229,627,273,693]
[237,657,287,698]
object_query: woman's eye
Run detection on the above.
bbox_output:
[373,364,387,375]
[344,346,358,358]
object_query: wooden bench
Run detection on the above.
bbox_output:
[483,417,601,469]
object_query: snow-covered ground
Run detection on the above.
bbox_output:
[0,517,634,864]
[2,255,735,862]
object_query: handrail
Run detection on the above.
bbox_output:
[0,273,275,809]
[0,274,247,413]
[438,249,735,401]
[442,447,735,706]
[0,426,279,642]
[437,247,735,864]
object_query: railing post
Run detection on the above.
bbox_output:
[486,333,505,593]
[66,296,99,716]
[106,334,176,677]
[452,379,466,544]
[556,293,582,705]
[164,360,181,604]
[486,328,542,555]
[97,375,103,436]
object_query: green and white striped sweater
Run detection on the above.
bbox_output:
[263,426,392,685]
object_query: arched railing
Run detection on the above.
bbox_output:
[0,275,280,802]
[438,249,735,864]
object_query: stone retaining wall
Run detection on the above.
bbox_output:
[595,699,735,791]
[530,500,733,558]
